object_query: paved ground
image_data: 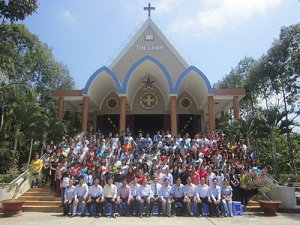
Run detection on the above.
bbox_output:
[1,212,300,225]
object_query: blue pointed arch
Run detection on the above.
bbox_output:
[175,66,215,94]
[82,66,122,94]
[120,55,175,94]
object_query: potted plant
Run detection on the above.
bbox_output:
[1,166,38,217]
[245,167,281,215]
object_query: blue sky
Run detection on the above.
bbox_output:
[22,0,300,90]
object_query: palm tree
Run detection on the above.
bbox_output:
[0,73,30,132]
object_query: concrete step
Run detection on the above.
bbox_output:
[19,196,61,201]
[22,192,57,197]
[22,205,62,213]
[247,200,260,207]
[26,188,52,193]
[244,206,261,212]
[23,201,61,207]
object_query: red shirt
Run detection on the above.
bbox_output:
[198,169,208,180]
[190,171,200,185]
[136,175,145,185]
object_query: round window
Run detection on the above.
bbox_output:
[180,97,191,109]
[107,98,119,109]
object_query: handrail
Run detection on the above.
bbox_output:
[266,175,281,186]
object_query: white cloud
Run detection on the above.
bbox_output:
[169,0,283,36]
[60,10,75,23]
[156,0,181,12]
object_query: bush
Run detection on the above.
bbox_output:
[278,173,300,184]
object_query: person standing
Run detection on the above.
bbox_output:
[42,152,51,185]
[61,166,72,206]
[31,153,42,188]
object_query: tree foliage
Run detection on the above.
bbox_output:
[0,21,74,171]
[215,22,300,177]
[0,0,38,23]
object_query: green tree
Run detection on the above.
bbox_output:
[265,23,300,174]
[0,0,38,23]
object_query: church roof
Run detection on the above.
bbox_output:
[109,18,189,69]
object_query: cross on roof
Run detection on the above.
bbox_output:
[144,3,155,18]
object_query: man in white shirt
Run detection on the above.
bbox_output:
[72,176,89,217]
[183,176,197,216]
[137,178,153,218]
[86,177,103,217]
[159,178,172,217]
[129,177,140,216]
[102,177,117,218]
[163,167,173,186]
[208,178,221,217]
[195,177,210,217]
[170,178,184,216]
[150,177,162,216]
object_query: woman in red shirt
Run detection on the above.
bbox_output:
[198,164,208,184]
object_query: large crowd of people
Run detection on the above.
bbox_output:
[33,129,260,218]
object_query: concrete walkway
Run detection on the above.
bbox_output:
[1,212,300,225]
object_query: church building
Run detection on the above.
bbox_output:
[52,5,245,137]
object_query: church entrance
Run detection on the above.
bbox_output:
[178,114,201,138]
[96,115,120,136]
[134,114,164,137]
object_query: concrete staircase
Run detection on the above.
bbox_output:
[244,200,261,212]
[20,185,61,213]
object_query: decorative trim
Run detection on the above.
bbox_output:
[140,92,158,110]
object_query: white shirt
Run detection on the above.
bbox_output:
[89,184,103,198]
[74,183,89,199]
[183,183,197,197]
[130,183,140,197]
[150,183,162,196]
[163,173,173,186]
[195,183,209,200]
[159,185,172,199]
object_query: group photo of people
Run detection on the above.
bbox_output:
[36,129,260,219]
